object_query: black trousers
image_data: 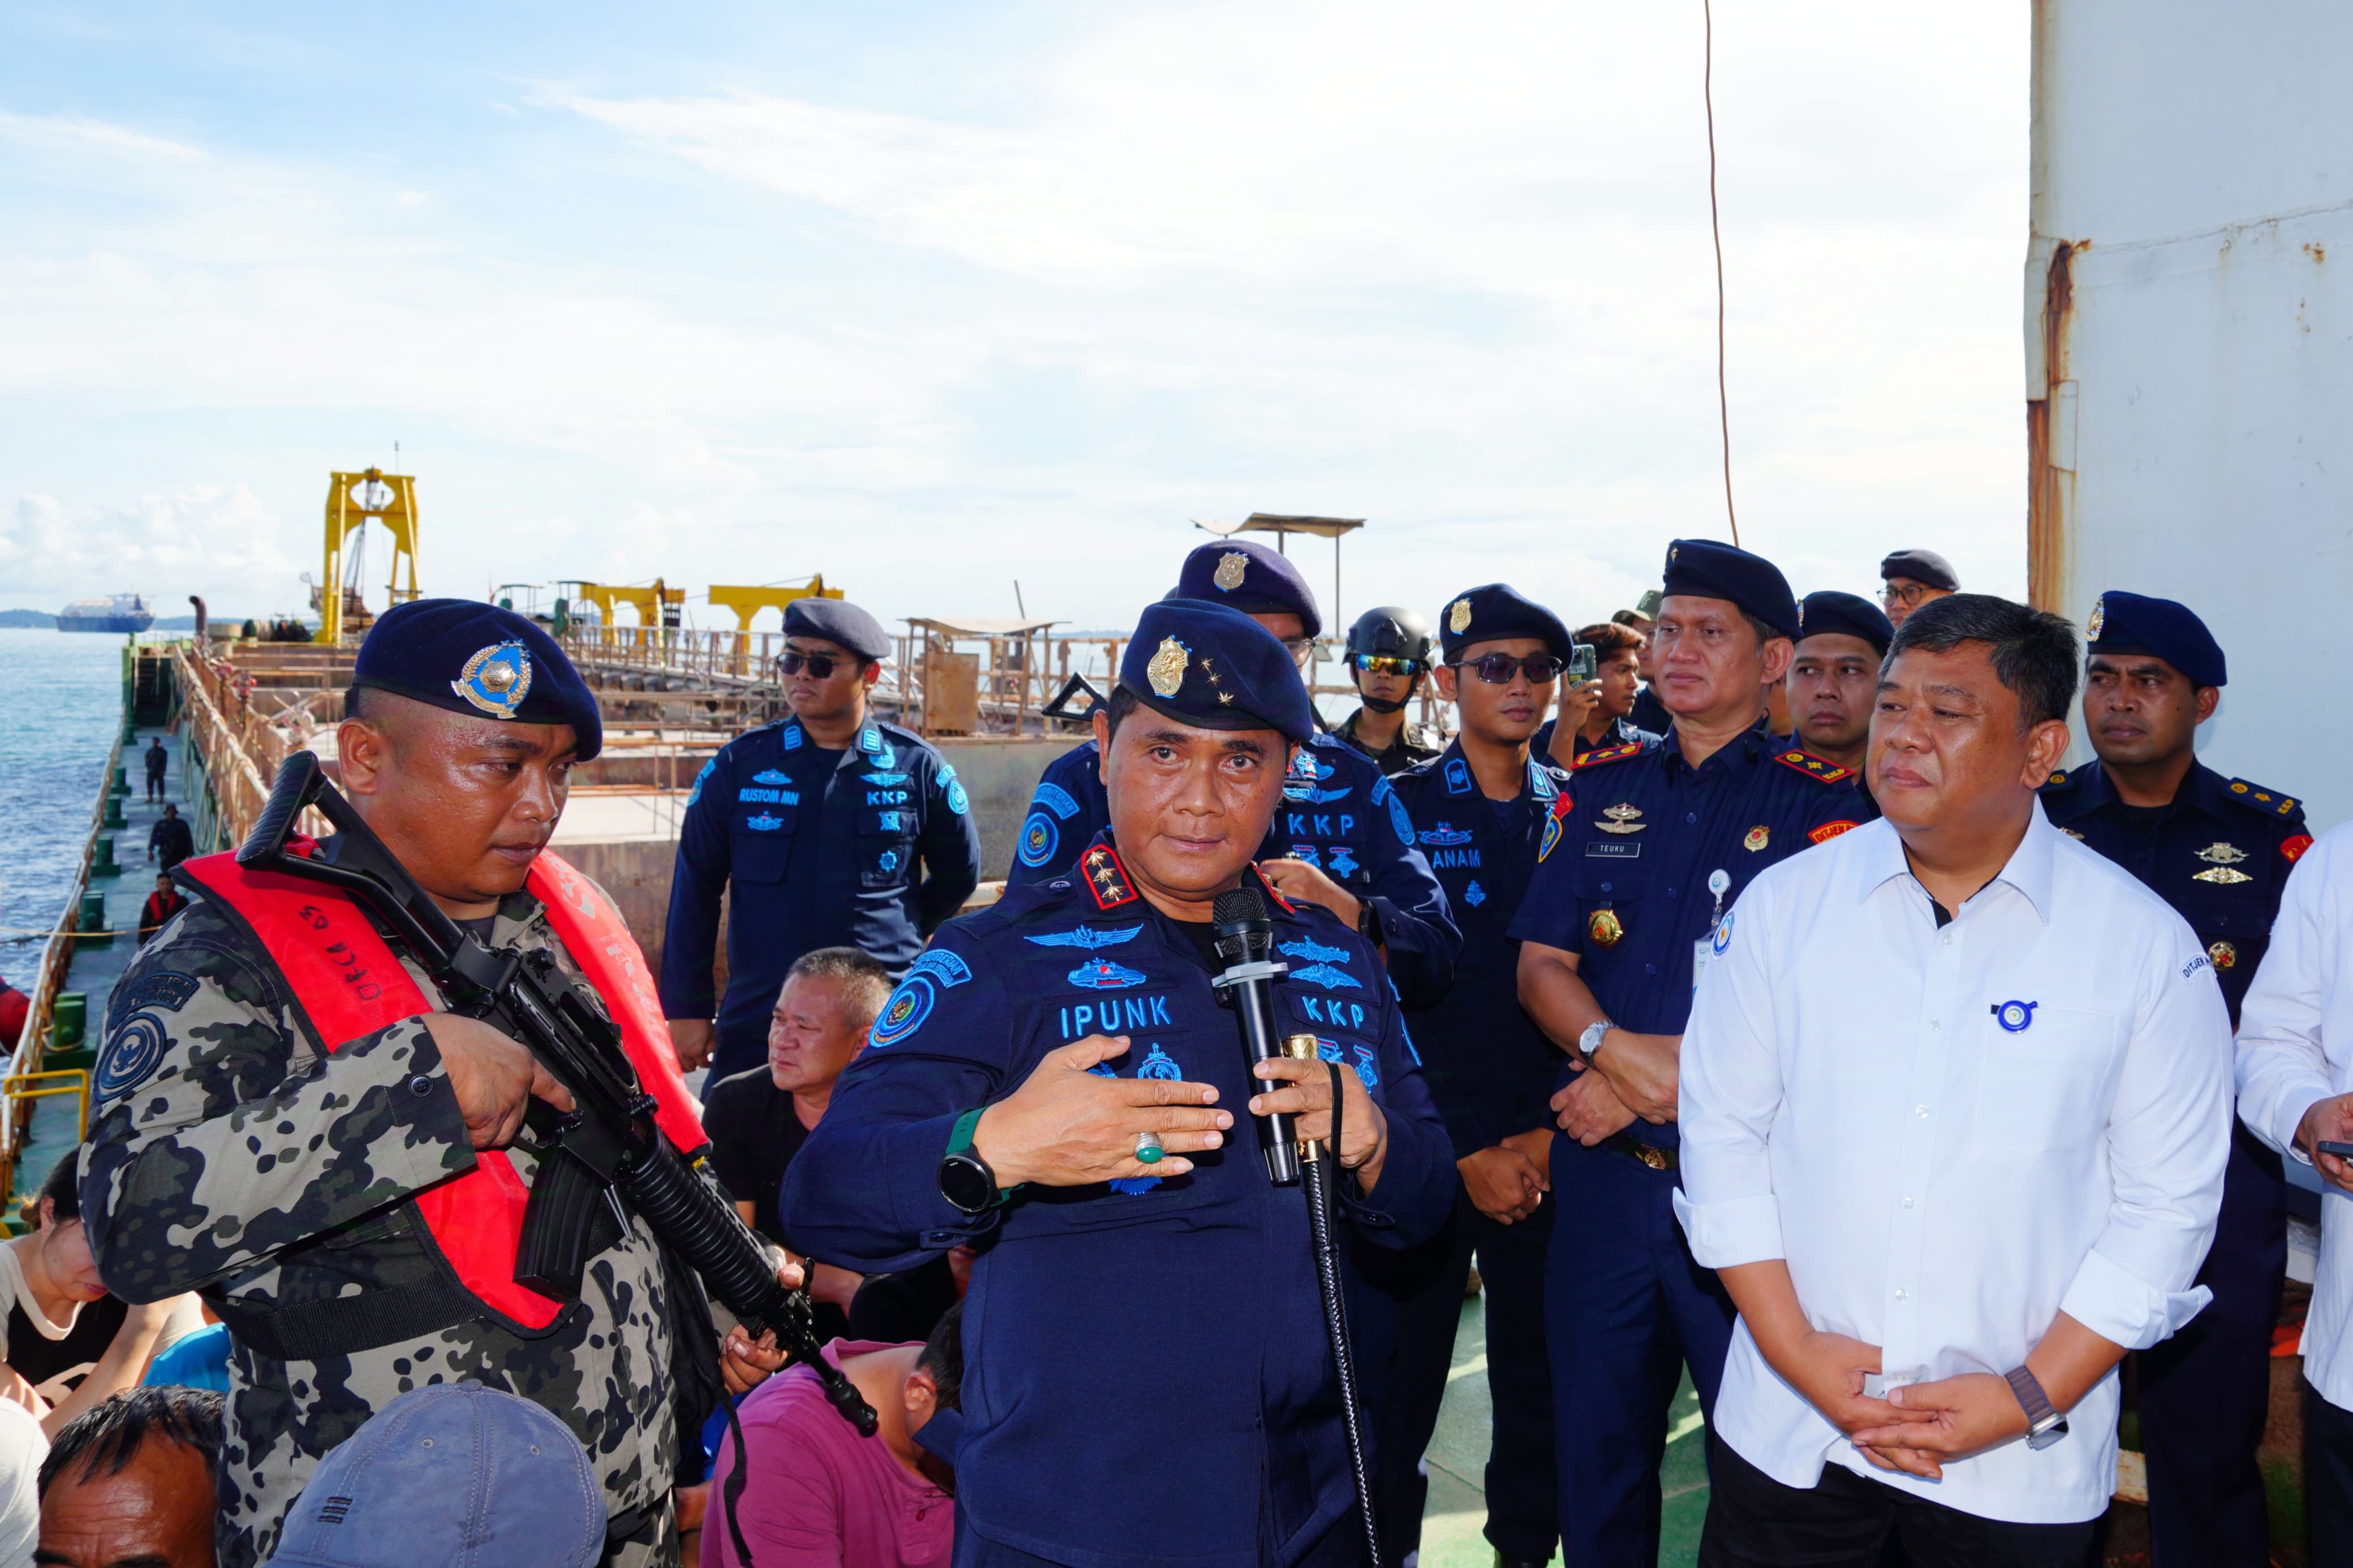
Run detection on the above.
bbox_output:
[1357,1187,1556,1565]
[2305,1379,2353,1568]
[1699,1431,2095,1568]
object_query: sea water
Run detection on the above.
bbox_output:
[0,629,126,985]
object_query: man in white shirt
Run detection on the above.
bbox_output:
[1677,594,2234,1566]
[2235,821,2353,1564]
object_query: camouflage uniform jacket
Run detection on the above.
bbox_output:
[81,876,678,1568]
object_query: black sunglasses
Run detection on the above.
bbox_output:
[779,651,848,678]
[1451,653,1561,685]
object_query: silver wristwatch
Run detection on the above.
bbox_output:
[2005,1366,2068,1450]
[1578,1019,1614,1061]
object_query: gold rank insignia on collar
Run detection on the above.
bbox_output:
[1080,844,1140,910]
[1597,804,1645,835]
[1773,749,1854,784]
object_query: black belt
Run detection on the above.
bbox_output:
[1600,1133,1677,1172]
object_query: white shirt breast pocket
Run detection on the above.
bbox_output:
[1970,1003,2126,1154]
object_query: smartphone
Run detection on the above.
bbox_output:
[1567,642,1598,684]
[2318,1141,2353,1160]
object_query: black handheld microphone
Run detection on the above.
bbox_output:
[1210,886,1301,1186]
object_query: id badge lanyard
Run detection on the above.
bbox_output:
[1692,869,1731,993]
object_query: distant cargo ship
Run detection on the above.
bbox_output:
[56,593,156,634]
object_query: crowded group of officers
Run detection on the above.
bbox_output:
[76,524,2353,1568]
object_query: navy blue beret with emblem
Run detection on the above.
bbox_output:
[1661,539,1801,640]
[1119,600,1316,744]
[1796,590,1894,656]
[1436,584,1572,665]
[1880,547,1960,591]
[352,598,603,759]
[2085,590,2227,688]
[1169,538,1323,639]
[783,597,893,663]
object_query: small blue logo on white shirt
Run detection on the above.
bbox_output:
[1993,1000,2038,1033]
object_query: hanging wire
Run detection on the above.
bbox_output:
[1704,0,1739,546]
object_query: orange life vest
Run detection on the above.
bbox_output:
[176,845,705,1335]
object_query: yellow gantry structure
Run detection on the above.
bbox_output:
[705,576,843,630]
[316,469,421,645]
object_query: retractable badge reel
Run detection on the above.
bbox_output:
[1693,869,1732,991]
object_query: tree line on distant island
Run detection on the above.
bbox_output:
[0,610,268,630]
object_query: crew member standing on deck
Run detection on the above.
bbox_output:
[2040,590,2307,1568]
[1510,540,1867,1566]
[662,598,980,1081]
[1376,584,1577,1568]
[80,600,786,1568]
[1007,539,1459,1006]
[143,736,167,804]
[1333,606,1443,776]
[782,599,1456,1567]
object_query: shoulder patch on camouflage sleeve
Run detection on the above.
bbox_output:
[1774,750,1854,785]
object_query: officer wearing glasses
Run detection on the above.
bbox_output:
[662,598,981,1080]
[1006,539,1460,1007]
[1510,539,1867,1565]
[1878,548,1960,629]
[1333,606,1443,776]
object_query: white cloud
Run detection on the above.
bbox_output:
[2,486,292,608]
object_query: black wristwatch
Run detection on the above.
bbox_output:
[938,1106,1004,1216]
[1356,898,1381,941]
[2005,1366,2068,1451]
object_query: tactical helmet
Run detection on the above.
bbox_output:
[1344,606,1434,670]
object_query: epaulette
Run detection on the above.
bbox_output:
[1078,843,1140,910]
[1773,749,1855,785]
[2223,777,2305,824]
[2038,763,2084,794]
[1572,741,1647,771]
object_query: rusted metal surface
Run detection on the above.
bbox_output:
[2024,240,2075,613]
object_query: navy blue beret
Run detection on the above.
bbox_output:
[1169,538,1322,639]
[1880,548,1959,591]
[1796,590,1894,656]
[353,598,603,759]
[783,598,893,663]
[1660,539,1800,640]
[1436,584,1572,664]
[1119,600,1315,744]
[2087,590,2226,688]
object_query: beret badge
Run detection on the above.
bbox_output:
[1447,598,1472,635]
[454,641,534,718]
[1213,551,1249,592]
[1147,636,1190,698]
[2086,595,2105,640]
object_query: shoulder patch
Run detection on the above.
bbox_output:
[1774,749,1854,785]
[115,970,201,1017]
[1808,819,1860,845]
[687,758,717,807]
[2225,779,2305,823]
[1032,781,1081,820]
[1572,741,1646,771]
[2283,833,2315,863]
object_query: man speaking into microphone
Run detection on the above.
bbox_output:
[783,599,1455,1568]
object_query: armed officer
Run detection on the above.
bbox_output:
[1509,541,1866,1566]
[782,599,1456,1567]
[1332,605,1443,775]
[1376,585,1578,1568]
[663,598,980,1082]
[2041,590,2309,1568]
[80,601,783,1568]
[1007,539,1460,1006]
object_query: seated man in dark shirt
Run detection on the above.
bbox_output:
[701,946,891,1327]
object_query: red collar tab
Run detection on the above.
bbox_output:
[1079,843,1139,910]
[1573,742,1645,771]
[1775,749,1855,785]
[1550,790,1575,820]
[1248,862,1297,914]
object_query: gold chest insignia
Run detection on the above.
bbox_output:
[2193,866,2254,885]
[2208,940,2238,970]
[1448,598,1472,635]
[1213,551,1249,592]
[1743,825,1770,852]
[1597,804,1645,836]
[2196,842,2249,865]
[1588,908,1624,948]
[1147,636,1190,698]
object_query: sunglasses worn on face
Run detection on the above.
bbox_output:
[779,651,847,678]
[1352,654,1424,677]
[1454,653,1562,685]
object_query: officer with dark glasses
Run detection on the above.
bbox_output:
[1334,605,1443,776]
[662,597,980,1081]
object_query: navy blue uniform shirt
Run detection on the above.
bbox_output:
[1506,727,1865,1150]
[1392,742,1573,1160]
[660,715,980,1069]
[2041,759,2311,1024]
[1007,734,1462,1007]
[781,840,1455,1568]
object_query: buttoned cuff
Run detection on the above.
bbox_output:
[1671,1188,1784,1269]
[2261,1075,2340,1165]
[2057,1247,2213,1351]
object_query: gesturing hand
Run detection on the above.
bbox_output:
[423,1013,578,1150]
[972,1035,1231,1189]
[1250,1056,1388,1190]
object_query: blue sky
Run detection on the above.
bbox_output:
[0,2,2027,634]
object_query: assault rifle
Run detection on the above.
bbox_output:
[240,750,876,1435]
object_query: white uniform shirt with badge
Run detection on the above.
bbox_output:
[2235,820,2353,1411]
[1675,806,2233,1524]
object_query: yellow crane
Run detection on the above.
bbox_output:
[314,469,420,645]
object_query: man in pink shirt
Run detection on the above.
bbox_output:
[704,1304,962,1568]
